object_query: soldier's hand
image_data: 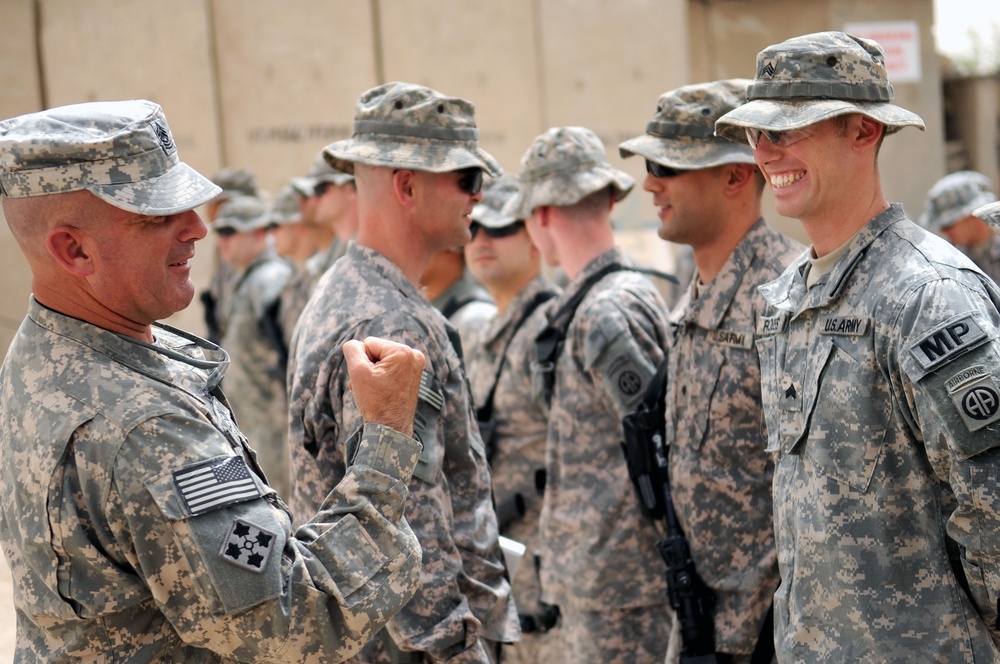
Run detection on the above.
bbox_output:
[344,336,426,437]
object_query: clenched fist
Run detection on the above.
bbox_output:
[343,336,426,437]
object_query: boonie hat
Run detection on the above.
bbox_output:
[503,126,634,219]
[290,150,354,197]
[210,167,259,203]
[619,79,755,170]
[715,31,925,139]
[214,195,271,233]
[0,99,220,215]
[920,171,997,232]
[268,186,302,226]
[471,174,521,229]
[973,201,1000,230]
[324,81,501,177]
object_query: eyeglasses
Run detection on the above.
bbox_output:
[456,168,484,195]
[745,126,814,150]
[645,159,685,178]
[470,220,525,240]
[215,226,238,237]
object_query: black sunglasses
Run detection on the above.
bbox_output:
[645,159,685,178]
[215,226,238,237]
[312,180,333,197]
[456,168,484,195]
[470,220,525,240]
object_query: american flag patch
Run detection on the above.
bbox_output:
[173,456,262,516]
[418,371,444,412]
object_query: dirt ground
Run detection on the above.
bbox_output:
[0,555,15,659]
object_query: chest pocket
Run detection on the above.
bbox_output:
[801,334,891,492]
[669,341,723,453]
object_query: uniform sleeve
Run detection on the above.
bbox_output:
[896,278,1000,636]
[115,416,423,663]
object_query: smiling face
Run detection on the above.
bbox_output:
[642,165,727,249]
[464,221,538,296]
[412,169,483,251]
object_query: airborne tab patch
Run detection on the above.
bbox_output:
[945,365,1000,432]
[909,315,988,372]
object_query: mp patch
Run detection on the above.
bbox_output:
[220,518,277,573]
[946,365,1000,432]
[909,314,988,372]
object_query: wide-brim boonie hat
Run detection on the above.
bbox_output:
[920,170,997,232]
[268,185,302,226]
[471,174,521,229]
[503,126,633,219]
[214,195,271,233]
[974,201,1000,229]
[619,79,756,170]
[716,31,925,139]
[0,100,220,215]
[324,81,501,177]
[290,150,354,197]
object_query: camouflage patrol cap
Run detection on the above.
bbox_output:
[210,167,259,202]
[268,185,302,226]
[920,171,997,232]
[323,81,501,177]
[213,195,271,233]
[471,174,521,229]
[0,100,220,214]
[715,31,925,139]
[619,79,756,170]
[290,150,354,197]
[974,200,1000,229]
[503,126,634,219]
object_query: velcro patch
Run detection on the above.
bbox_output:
[819,316,870,336]
[173,456,262,516]
[909,315,988,372]
[219,518,277,573]
[757,314,786,336]
[608,353,645,398]
[418,370,444,412]
[946,365,1000,432]
[708,328,753,349]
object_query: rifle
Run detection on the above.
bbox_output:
[621,357,719,663]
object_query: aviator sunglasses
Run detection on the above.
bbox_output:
[470,220,525,240]
[744,126,814,150]
[456,167,484,195]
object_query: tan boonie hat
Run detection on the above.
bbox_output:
[324,81,501,177]
[0,100,220,214]
[503,126,634,219]
[290,150,354,197]
[920,171,997,232]
[619,79,756,170]
[974,200,1000,229]
[715,31,925,139]
[210,167,259,203]
[214,195,271,233]
[471,174,521,229]
[269,185,302,226]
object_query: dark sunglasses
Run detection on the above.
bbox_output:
[645,159,685,178]
[744,126,813,150]
[312,180,333,197]
[215,226,238,237]
[470,220,525,240]
[456,168,484,195]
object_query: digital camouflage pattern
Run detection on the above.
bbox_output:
[210,166,259,203]
[470,174,520,229]
[503,126,634,220]
[287,242,519,663]
[535,248,670,659]
[213,194,273,233]
[756,205,1000,662]
[665,219,803,658]
[0,298,423,662]
[430,269,497,352]
[977,200,1000,228]
[920,170,997,233]
[464,275,560,664]
[715,31,925,138]
[269,185,302,226]
[291,150,355,198]
[219,247,293,497]
[618,79,756,170]
[0,100,220,214]
[324,82,502,177]
[278,238,348,351]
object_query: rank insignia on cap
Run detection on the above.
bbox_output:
[152,119,175,154]
[220,518,277,573]
[760,61,776,79]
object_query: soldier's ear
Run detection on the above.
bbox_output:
[46,225,95,277]
[391,168,417,208]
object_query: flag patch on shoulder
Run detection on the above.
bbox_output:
[173,456,262,516]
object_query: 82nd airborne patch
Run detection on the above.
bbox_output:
[945,364,1000,432]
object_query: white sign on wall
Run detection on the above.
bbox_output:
[844,20,922,84]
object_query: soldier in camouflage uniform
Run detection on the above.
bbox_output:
[422,246,496,349]
[279,152,358,351]
[0,100,426,662]
[463,174,561,664]
[287,82,519,663]
[619,79,804,663]
[214,195,294,497]
[716,32,1000,662]
[919,170,1000,285]
[503,126,671,663]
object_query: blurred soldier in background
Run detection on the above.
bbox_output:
[422,246,496,349]
[620,78,803,663]
[214,194,294,497]
[920,170,1000,284]
[287,82,519,664]
[463,174,560,664]
[505,126,671,663]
